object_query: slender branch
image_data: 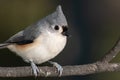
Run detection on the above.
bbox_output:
[0,62,120,77]
[101,37,120,62]
[0,38,119,77]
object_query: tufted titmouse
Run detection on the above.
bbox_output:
[0,5,69,76]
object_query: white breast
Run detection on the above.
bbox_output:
[7,32,67,64]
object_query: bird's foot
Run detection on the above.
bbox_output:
[30,61,45,77]
[48,61,63,76]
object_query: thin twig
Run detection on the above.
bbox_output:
[101,38,120,62]
[0,62,120,77]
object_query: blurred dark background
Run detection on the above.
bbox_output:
[0,0,120,80]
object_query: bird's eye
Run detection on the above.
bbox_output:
[54,25,59,30]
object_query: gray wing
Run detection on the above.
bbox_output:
[5,21,43,45]
[5,31,33,45]
[23,20,43,40]
[6,31,24,43]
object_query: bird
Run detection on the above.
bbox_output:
[0,5,69,76]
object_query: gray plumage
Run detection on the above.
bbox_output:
[0,5,68,76]
[0,31,24,48]
[1,5,67,48]
[6,31,24,43]
[0,43,11,49]
[23,5,67,40]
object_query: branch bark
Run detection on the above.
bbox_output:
[100,37,120,62]
[0,38,120,77]
[0,62,120,77]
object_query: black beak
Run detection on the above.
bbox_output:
[62,31,70,37]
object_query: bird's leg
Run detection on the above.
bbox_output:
[30,61,40,77]
[30,61,46,77]
[48,61,63,76]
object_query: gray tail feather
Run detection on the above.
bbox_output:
[0,43,10,49]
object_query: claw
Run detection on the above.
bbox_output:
[30,61,46,77]
[48,61,63,76]
[31,61,39,77]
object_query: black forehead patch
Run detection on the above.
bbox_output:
[62,26,68,32]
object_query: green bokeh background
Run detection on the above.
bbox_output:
[0,0,120,80]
